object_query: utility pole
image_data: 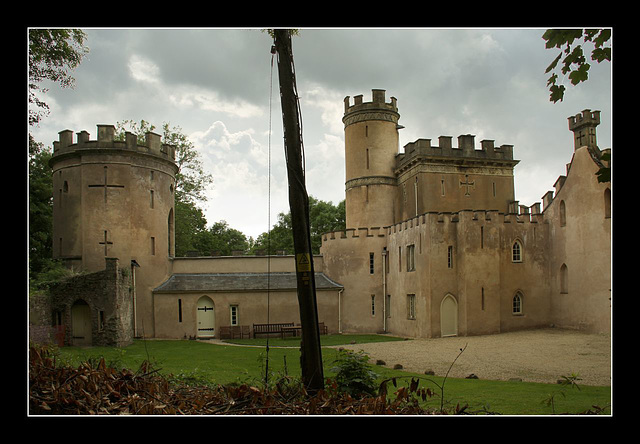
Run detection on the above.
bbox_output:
[273,29,324,393]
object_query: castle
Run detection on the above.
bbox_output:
[35,89,611,347]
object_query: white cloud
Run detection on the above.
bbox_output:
[191,121,261,153]
[169,87,263,118]
[301,84,345,135]
[128,54,161,83]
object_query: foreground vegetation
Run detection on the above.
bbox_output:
[37,336,610,415]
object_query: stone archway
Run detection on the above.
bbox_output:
[440,294,458,337]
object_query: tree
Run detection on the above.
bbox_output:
[28,28,89,284]
[28,29,89,126]
[543,29,611,103]
[29,137,54,277]
[251,196,345,255]
[195,221,250,256]
[173,199,209,257]
[115,120,213,206]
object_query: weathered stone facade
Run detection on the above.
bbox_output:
[320,90,611,337]
[36,90,611,346]
[47,258,134,347]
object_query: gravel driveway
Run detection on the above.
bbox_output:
[330,328,611,386]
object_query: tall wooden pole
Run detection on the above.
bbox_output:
[273,29,324,393]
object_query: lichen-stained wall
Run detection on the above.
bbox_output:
[50,125,178,338]
[544,146,612,333]
[320,228,387,334]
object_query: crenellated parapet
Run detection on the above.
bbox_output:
[396,135,517,174]
[343,89,400,128]
[321,207,545,248]
[52,124,176,162]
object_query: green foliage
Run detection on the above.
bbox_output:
[543,29,611,103]
[29,138,54,278]
[596,152,611,183]
[251,196,345,255]
[330,349,379,397]
[114,120,213,206]
[174,200,209,256]
[28,29,89,126]
[52,339,611,414]
[193,220,251,257]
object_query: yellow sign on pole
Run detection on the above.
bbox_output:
[296,253,311,272]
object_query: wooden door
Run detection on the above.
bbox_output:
[71,300,92,346]
[197,296,215,338]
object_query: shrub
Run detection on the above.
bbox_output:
[330,350,378,397]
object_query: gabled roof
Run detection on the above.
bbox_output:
[153,272,343,293]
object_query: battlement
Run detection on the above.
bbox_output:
[52,124,176,162]
[322,207,544,246]
[343,89,400,127]
[396,136,516,171]
[568,109,600,132]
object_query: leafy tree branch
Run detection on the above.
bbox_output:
[543,29,611,103]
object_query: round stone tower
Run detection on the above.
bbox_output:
[49,124,178,337]
[343,89,400,229]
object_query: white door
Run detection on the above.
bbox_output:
[440,294,458,337]
[71,300,92,346]
[197,296,215,338]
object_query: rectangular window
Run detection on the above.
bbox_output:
[447,246,453,268]
[481,287,485,311]
[369,252,375,274]
[492,182,496,197]
[230,305,239,326]
[366,148,370,169]
[99,311,105,331]
[371,294,376,316]
[441,178,445,196]
[178,299,182,322]
[407,294,416,320]
[151,237,156,255]
[150,190,154,209]
[407,245,415,271]
[398,246,402,271]
[481,226,484,249]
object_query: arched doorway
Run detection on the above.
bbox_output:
[197,296,215,338]
[440,294,458,337]
[71,300,92,346]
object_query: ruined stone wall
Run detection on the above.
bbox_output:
[48,258,134,347]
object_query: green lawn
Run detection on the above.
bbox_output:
[50,335,611,415]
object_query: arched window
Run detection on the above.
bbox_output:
[560,263,568,294]
[559,200,566,226]
[512,240,523,263]
[604,188,611,218]
[512,292,523,315]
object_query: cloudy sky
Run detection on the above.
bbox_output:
[29,28,612,240]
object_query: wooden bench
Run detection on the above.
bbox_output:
[252,322,294,338]
[283,322,328,338]
[219,325,250,339]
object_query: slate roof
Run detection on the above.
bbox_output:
[153,272,343,293]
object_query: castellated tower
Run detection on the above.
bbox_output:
[568,109,600,151]
[49,125,178,338]
[343,89,400,229]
